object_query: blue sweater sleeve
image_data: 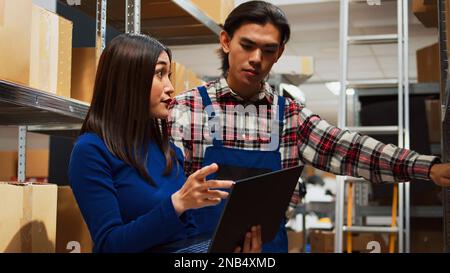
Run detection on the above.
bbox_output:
[69,140,188,253]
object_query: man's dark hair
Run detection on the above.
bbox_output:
[219,0,291,76]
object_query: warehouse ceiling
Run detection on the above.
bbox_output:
[170,0,438,125]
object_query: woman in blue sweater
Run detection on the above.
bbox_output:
[68,33,261,253]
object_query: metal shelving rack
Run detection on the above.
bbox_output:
[1,0,221,182]
[335,0,410,253]
[0,80,89,125]
[64,0,222,46]
[0,80,89,181]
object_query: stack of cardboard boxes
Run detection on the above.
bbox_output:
[0,0,72,98]
[413,0,442,147]
[0,0,206,253]
[70,48,205,104]
[191,0,235,26]
[413,0,439,84]
[0,182,92,253]
[0,0,91,253]
[412,0,438,28]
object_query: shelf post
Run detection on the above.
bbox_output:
[96,0,107,64]
[125,0,141,34]
[18,126,27,183]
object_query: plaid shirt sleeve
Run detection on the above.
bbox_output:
[295,104,440,183]
[168,90,196,177]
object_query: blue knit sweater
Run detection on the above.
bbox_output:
[68,133,198,252]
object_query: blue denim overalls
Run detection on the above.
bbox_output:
[191,85,288,252]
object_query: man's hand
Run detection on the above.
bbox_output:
[430,163,450,187]
[233,225,262,253]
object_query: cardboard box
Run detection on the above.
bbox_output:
[413,0,438,28]
[0,151,17,180]
[425,99,441,144]
[57,15,73,98]
[0,182,58,253]
[187,69,204,90]
[26,149,49,178]
[309,229,335,253]
[309,229,389,253]
[416,43,439,83]
[0,149,49,180]
[0,1,73,97]
[70,54,204,103]
[172,62,187,96]
[71,48,97,103]
[56,186,92,253]
[171,62,204,96]
[191,0,234,25]
[345,233,388,253]
[411,230,444,252]
[0,0,32,86]
[287,230,304,253]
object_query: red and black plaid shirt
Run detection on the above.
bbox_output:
[168,78,439,209]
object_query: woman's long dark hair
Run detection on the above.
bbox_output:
[81,33,176,186]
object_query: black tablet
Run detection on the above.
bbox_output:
[208,165,303,253]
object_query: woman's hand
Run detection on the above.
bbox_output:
[234,225,262,253]
[171,163,234,215]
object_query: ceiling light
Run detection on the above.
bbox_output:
[325,81,355,96]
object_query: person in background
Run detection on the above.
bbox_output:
[168,0,450,253]
[68,33,262,253]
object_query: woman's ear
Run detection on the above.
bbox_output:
[220,30,231,54]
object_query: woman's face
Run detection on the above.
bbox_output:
[149,51,174,119]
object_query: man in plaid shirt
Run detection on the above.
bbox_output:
[168,1,450,252]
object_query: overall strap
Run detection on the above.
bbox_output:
[197,86,223,147]
[277,95,286,127]
[271,95,285,151]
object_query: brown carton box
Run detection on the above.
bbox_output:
[71,48,97,103]
[425,99,441,144]
[56,186,93,253]
[172,62,188,96]
[309,229,335,253]
[171,62,204,96]
[287,230,304,253]
[191,0,234,25]
[416,43,439,83]
[0,149,49,180]
[309,229,388,253]
[0,182,58,253]
[0,151,17,180]
[413,0,438,28]
[0,0,32,86]
[0,1,72,97]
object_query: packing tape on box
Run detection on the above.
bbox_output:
[301,57,313,75]
[0,0,5,27]
[20,184,33,252]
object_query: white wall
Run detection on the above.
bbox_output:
[0,127,49,151]
[32,0,57,12]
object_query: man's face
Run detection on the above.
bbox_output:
[221,22,284,97]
